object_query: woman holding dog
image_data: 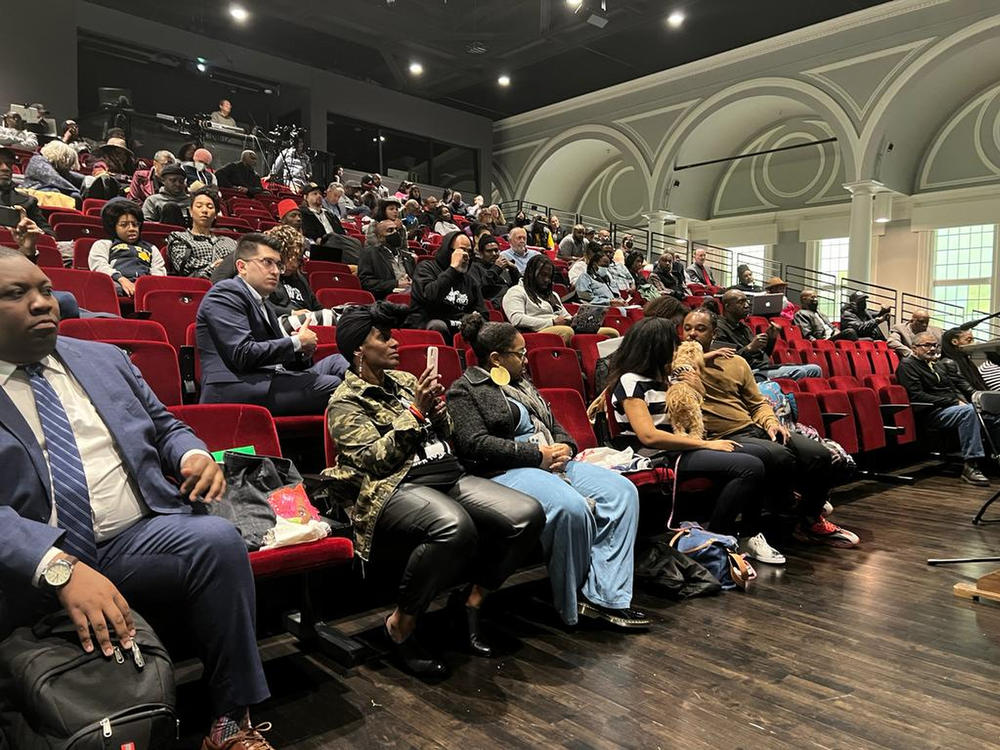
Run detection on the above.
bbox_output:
[447,312,651,629]
[607,317,785,565]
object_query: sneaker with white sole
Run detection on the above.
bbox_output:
[742,533,786,565]
[821,501,834,517]
[797,518,860,548]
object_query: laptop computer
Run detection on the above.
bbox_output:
[751,293,785,317]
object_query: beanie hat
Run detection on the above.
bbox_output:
[277,198,300,219]
[193,148,213,165]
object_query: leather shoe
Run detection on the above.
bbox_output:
[578,599,652,629]
[963,463,990,486]
[448,589,493,657]
[201,723,275,750]
[384,619,448,677]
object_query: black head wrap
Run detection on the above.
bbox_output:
[335,301,409,361]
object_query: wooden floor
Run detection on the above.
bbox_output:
[178,466,1000,749]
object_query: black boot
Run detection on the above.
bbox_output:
[383,618,448,677]
[448,589,493,657]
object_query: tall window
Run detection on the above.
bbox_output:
[816,237,849,318]
[931,225,995,322]
[728,244,767,288]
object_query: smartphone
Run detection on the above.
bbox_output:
[0,205,20,228]
[426,346,439,379]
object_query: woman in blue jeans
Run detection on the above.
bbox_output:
[447,313,650,629]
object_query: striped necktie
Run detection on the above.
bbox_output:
[20,363,98,565]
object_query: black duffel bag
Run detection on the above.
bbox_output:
[0,611,176,749]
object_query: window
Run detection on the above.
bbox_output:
[728,244,767,287]
[931,225,995,321]
[815,237,850,319]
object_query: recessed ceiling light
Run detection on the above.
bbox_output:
[566,0,583,8]
[409,61,423,75]
[667,11,685,28]
[497,74,511,87]
[196,62,207,73]
[229,4,249,23]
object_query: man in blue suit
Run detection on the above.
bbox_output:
[197,232,348,415]
[0,248,275,749]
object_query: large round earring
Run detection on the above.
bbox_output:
[489,365,510,386]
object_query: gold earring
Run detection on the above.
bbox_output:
[489,364,510,386]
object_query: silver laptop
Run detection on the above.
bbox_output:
[751,293,784,317]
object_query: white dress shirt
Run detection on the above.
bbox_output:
[0,355,209,582]
[310,207,334,236]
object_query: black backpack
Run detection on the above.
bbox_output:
[0,611,176,749]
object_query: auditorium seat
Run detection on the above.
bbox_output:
[856,340,876,351]
[540,388,598,451]
[847,349,874,377]
[842,386,887,454]
[45,268,121,315]
[799,349,830,377]
[72,237,99,269]
[814,390,859,454]
[793,391,826,437]
[303,260,352,275]
[36,245,64,268]
[797,377,830,394]
[527,347,585,395]
[309,271,362,291]
[788,337,812,352]
[55,223,102,242]
[313,343,340,363]
[386,292,411,306]
[308,325,338,346]
[113,340,183,407]
[133,275,211,311]
[396,345,462,389]
[772,377,799,392]
[827,375,861,390]
[813,339,835,351]
[823,348,853,377]
[522,332,565,351]
[569,333,609,399]
[60,317,169,343]
[391,329,446,347]
[870,350,893,375]
[316,288,376,307]
[145,289,207,349]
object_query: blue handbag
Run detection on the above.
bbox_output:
[668,522,756,591]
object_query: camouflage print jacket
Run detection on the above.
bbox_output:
[323,369,453,560]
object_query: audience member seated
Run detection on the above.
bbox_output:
[0,147,52,234]
[729,264,763,293]
[626,250,660,301]
[647,252,686,300]
[762,276,797,320]
[59,119,89,155]
[141,164,190,223]
[526,214,554,250]
[405,231,486,336]
[417,196,438,227]
[95,131,137,177]
[793,289,858,342]
[898,331,1000,486]
[182,148,217,188]
[499,226,541,274]
[981,353,1000,391]
[215,150,265,196]
[715,290,821,381]
[300,182,346,243]
[467,194,485,219]
[400,198,422,232]
[196,233,348,415]
[88,198,166,297]
[445,190,466,216]
[325,303,544,674]
[840,291,890,340]
[359,220,416,300]
[394,180,412,202]
[365,198,401,238]
[22,141,84,201]
[269,136,312,192]
[685,248,716,287]
[889,309,941,358]
[448,313,650,628]
[264,224,334,325]
[0,111,38,149]
[81,160,123,201]
[126,150,175,202]
[503,254,578,345]
[167,188,238,278]
[558,224,587,260]
[0,247,275,750]
[468,234,517,307]
[942,327,996,393]
[606,317,783,564]
[323,182,346,218]
[575,244,626,306]
[210,98,236,127]
[683,308,860,547]
[605,241,635,298]
[548,214,565,243]
[433,206,461,235]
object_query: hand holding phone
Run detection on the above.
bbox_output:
[426,345,439,380]
[0,205,20,228]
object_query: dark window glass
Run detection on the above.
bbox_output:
[381,130,431,184]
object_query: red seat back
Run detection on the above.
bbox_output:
[824,349,852,377]
[133,275,211,311]
[72,237,99,269]
[391,329,446,347]
[816,390,859,454]
[308,325,338,346]
[522,332,565,351]
[827,375,860,390]
[145,289,207,349]
[772,377,799,392]
[45,268,121,315]
[792,391,826,437]
[879,384,917,445]
[526,347,585,395]
[845,387,886,453]
[798,377,830,394]
[788,338,812,351]
[386,292,411,306]
[799,349,829,377]
[540,387,597,451]
[570,333,608,399]
[316,288,376,307]
[36,245,64,268]
[847,349,873,376]
[309,271,362,290]
[869,350,892,375]
[396,345,463,389]
[812,338,835,351]
[855,339,875,351]
[168,404,281,456]
[112,340,182,406]
[59,318,168,343]
[303,260,352,275]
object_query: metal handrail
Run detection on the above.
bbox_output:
[648,232,691,265]
[734,253,783,288]
[900,292,967,333]
[841,278,898,326]
[611,223,651,255]
[785,265,837,317]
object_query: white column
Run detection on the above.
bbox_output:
[843,180,884,282]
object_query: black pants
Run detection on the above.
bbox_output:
[374,476,545,615]
[674,448,766,536]
[727,425,834,520]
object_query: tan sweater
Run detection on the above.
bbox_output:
[700,354,780,438]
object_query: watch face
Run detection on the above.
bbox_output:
[45,561,72,587]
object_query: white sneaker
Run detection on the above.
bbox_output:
[742,533,786,565]
[821,501,834,517]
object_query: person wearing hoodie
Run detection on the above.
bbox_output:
[406,231,487,335]
[182,147,217,188]
[142,164,191,223]
[467,233,517,307]
[88,198,167,296]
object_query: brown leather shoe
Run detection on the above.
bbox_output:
[201,723,275,750]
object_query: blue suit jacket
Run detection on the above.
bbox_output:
[0,337,206,592]
[196,277,304,403]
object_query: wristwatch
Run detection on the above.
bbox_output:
[41,558,76,589]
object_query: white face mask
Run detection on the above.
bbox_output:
[194,161,207,170]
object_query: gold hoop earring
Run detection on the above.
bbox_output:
[489,365,510,386]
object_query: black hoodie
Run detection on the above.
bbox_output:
[405,230,486,329]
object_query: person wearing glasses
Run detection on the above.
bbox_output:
[897,331,1000,486]
[196,233,349,415]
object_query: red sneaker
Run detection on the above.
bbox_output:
[797,518,859,548]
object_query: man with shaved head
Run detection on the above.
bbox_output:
[794,289,858,342]
[715,289,822,380]
[888,309,942,358]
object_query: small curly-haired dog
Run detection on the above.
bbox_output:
[666,340,706,439]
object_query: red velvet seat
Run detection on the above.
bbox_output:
[569,333,609,399]
[523,332,565,351]
[527,347,585,395]
[45,268,121,315]
[799,349,829,377]
[827,375,861,390]
[856,340,876,351]
[316,288,375,307]
[112,340,183,406]
[823,349,853,377]
[145,289,207,349]
[72,237,99,269]
[60,318,169,343]
[812,339,835,351]
[815,390,860,454]
[36,245,65,268]
[843,386,887,453]
[772,377,799,392]
[308,325,338,346]
[386,292,411,306]
[303,260,352,275]
[134,275,211,311]
[797,377,830,394]
[391,329,446,347]
[793,391,826,437]
[788,337,812,351]
[847,349,874,377]
[870,350,892,375]
[397,345,462,389]
[309,271,362,291]
[834,339,857,350]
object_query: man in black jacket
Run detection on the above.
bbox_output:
[794,289,858,341]
[467,233,517,307]
[897,332,1000,485]
[839,291,890,340]
[299,183,345,244]
[0,147,51,235]
[358,220,416,300]
[405,230,486,335]
[214,150,266,196]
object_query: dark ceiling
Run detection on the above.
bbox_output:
[89,0,894,120]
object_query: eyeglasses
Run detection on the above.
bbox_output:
[116,220,140,229]
[245,257,285,273]
[914,342,939,349]
[500,348,528,361]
